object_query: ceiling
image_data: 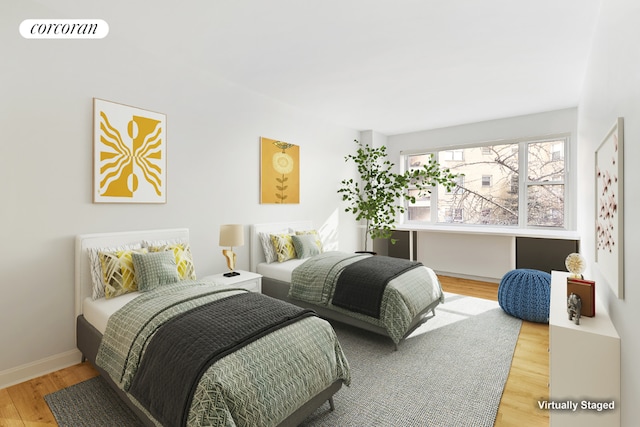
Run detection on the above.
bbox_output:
[39,0,603,135]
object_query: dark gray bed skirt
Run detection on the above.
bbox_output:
[76,316,158,427]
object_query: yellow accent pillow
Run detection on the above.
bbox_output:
[148,243,196,280]
[99,248,148,299]
[270,233,296,263]
[88,243,142,300]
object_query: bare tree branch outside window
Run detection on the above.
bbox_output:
[405,139,566,228]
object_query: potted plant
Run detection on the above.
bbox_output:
[338,139,458,252]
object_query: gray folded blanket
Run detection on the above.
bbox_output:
[129,292,316,427]
[332,256,422,318]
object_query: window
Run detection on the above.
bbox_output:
[551,143,563,161]
[404,136,567,228]
[441,149,464,161]
[481,208,491,224]
[444,208,464,223]
[526,140,566,227]
[509,175,518,194]
[448,175,465,195]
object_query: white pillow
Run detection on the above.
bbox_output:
[88,243,142,300]
[142,238,188,247]
[259,231,286,263]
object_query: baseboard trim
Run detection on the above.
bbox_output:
[0,349,82,389]
[434,270,501,284]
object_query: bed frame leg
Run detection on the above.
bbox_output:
[328,397,335,411]
[81,355,86,363]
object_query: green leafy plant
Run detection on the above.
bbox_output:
[338,139,459,251]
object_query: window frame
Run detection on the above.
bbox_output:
[401,134,571,231]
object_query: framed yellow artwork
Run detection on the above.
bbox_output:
[260,137,299,204]
[93,98,166,203]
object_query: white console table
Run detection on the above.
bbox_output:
[549,271,620,426]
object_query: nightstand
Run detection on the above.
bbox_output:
[201,270,262,293]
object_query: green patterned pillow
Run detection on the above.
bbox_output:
[270,233,296,263]
[99,248,148,299]
[148,242,196,280]
[295,229,324,253]
[132,251,180,292]
[291,234,321,258]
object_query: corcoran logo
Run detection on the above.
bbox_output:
[20,19,109,39]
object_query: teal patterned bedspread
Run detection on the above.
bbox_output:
[290,251,445,344]
[96,281,350,427]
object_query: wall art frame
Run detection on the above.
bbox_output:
[595,117,624,299]
[260,136,300,204]
[93,98,167,203]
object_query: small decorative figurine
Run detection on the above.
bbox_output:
[567,293,582,325]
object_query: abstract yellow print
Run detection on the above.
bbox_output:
[93,99,166,203]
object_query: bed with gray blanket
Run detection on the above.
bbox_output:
[96,283,350,427]
[76,229,350,427]
[251,222,444,349]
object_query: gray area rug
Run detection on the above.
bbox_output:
[302,293,522,426]
[45,374,143,427]
[46,293,521,427]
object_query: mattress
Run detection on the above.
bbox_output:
[256,258,307,282]
[83,292,140,334]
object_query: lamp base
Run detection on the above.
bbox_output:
[223,271,240,277]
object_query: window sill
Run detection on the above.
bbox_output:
[395,223,580,240]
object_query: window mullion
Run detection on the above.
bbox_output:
[431,152,438,222]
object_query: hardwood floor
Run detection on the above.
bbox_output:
[0,276,549,426]
[0,362,98,426]
[439,276,549,427]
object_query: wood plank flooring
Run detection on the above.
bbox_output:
[0,362,98,426]
[438,276,549,427]
[0,276,549,426]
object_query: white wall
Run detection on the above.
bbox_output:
[0,2,359,386]
[385,108,578,280]
[577,0,640,424]
[417,232,514,282]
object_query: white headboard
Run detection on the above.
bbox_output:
[74,228,189,319]
[250,221,313,272]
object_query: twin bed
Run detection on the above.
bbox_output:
[75,228,349,427]
[75,223,443,426]
[250,221,444,350]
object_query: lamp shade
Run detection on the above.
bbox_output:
[219,224,244,247]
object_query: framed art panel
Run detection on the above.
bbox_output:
[260,137,300,204]
[93,98,167,203]
[595,117,624,299]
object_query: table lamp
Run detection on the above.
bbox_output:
[219,224,244,277]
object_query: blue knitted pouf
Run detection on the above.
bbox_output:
[498,269,551,323]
